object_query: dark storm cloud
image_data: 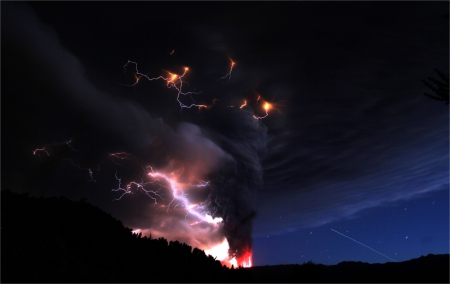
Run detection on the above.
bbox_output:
[2,2,234,243]
[2,3,161,157]
[252,7,448,234]
[183,2,449,235]
[2,2,232,168]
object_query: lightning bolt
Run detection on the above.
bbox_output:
[253,102,271,120]
[33,138,96,182]
[112,171,164,203]
[33,138,78,156]
[122,61,206,112]
[218,58,235,81]
[147,167,222,224]
[31,54,275,268]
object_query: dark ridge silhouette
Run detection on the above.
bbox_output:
[248,255,449,283]
[1,189,238,282]
[1,189,448,283]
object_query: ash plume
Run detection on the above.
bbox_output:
[198,105,268,260]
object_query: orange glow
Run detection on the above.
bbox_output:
[205,238,230,263]
[220,249,252,268]
[197,98,220,110]
[237,250,252,268]
[264,102,271,111]
[164,72,179,84]
[204,238,252,268]
[240,100,247,109]
[229,257,238,268]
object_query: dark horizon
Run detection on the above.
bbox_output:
[3,188,449,282]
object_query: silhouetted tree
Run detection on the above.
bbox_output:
[1,189,232,283]
[422,14,449,105]
[423,69,449,105]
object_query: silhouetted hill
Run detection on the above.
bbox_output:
[1,189,237,282]
[2,189,448,283]
[247,255,449,283]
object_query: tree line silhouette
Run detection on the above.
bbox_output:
[1,189,253,282]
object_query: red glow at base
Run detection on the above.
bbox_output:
[237,250,252,268]
[204,239,252,268]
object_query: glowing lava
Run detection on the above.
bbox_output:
[204,239,252,268]
[237,250,253,268]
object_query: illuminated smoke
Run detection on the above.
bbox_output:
[118,59,269,265]
[5,2,268,268]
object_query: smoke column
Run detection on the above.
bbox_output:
[199,105,268,265]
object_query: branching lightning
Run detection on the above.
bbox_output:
[112,171,164,203]
[31,54,274,268]
[107,152,222,225]
[33,138,96,182]
[33,138,78,156]
[123,61,207,111]
[253,101,272,120]
[217,58,235,81]
[146,167,222,224]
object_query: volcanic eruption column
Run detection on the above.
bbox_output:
[120,60,269,267]
[33,59,270,268]
[202,107,267,267]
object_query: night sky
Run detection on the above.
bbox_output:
[2,2,449,266]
